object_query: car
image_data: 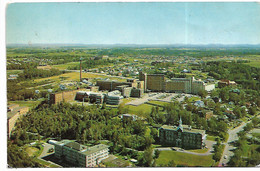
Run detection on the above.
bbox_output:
[224,155,227,159]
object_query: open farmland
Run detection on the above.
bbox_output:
[51,62,80,70]
[244,59,260,68]
[34,72,127,83]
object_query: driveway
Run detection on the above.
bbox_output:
[38,143,54,158]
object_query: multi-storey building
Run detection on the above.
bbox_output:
[159,118,206,149]
[53,140,109,167]
[7,105,29,137]
[96,79,144,92]
[139,72,215,94]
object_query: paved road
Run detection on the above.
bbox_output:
[38,143,54,158]
[219,115,260,166]
[154,140,215,156]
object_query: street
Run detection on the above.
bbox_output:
[219,115,260,166]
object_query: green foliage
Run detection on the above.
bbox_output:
[68,59,116,70]
[7,141,42,168]
[18,68,63,80]
[14,102,151,151]
[198,89,208,99]
[213,142,224,162]
[202,61,260,91]
[138,146,154,167]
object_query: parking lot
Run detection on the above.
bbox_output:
[125,92,197,106]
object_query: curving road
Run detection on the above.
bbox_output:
[219,115,260,166]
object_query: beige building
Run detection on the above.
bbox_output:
[139,72,215,94]
[53,140,109,167]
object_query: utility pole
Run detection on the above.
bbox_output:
[80,57,82,82]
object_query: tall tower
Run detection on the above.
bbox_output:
[80,57,82,82]
[177,116,183,132]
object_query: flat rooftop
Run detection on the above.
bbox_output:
[80,144,109,156]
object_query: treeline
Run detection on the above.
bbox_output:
[18,68,63,80]
[7,79,49,101]
[7,67,63,101]
[7,62,38,70]
[202,61,260,90]
[12,103,155,151]
[97,47,260,58]
[68,59,116,70]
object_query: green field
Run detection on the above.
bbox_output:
[9,99,44,108]
[51,62,80,70]
[188,96,201,102]
[25,147,39,157]
[34,72,126,83]
[7,70,23,76]
[156,151,215,167]
[186,148,209,153]
[147,100,170,106]
[245,60,260,68]
[206,135,218,141]
[124,104,156,117]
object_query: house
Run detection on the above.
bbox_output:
[194,100,205,108]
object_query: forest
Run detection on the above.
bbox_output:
[202,61,260,90]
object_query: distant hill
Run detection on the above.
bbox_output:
[6,43,260,48]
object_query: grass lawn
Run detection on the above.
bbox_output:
[156,151,215,167]
[151,144,162,148]
[147,100,170,106]
[120,98,135,106]
[35,158,60,168]
[8,99,44,108]
[34,72,126,83]
[6,70,23,76]
[244,60,260,68]
[188,96,201,102]
[51,62,80,70]
[124,104,158,117]
[186,148,209,153]
[206,135,217,141]
[25,147,39,157]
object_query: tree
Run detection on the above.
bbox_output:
[143,146,154,167]
[248,107,257,115]
[154,149,160,159]
[251,117,260,128]
[198,89,208,99]
[168,160,177,167]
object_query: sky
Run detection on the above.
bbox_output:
[5,2,260,45]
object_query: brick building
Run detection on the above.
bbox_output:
[49,89,86,104]
[159,118,206,149]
